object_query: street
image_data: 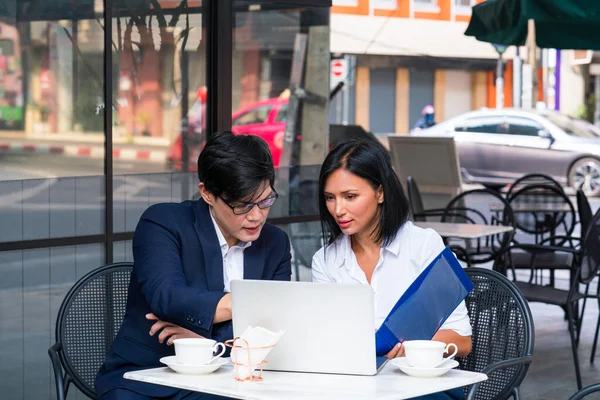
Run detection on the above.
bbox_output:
[1,152,171,180]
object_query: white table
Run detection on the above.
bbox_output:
[490,203,576,213]
[124,362,487,400]
[415,222,514,239]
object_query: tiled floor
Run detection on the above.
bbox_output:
[519,290,600,399]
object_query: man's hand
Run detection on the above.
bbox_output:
[147,313,203,345]
[385,342,405,359]
[213,293,232,324]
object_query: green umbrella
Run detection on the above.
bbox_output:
[465,0,600,50]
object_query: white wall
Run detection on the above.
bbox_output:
[444,70,473,119]
[559,51,587,116]
[330,14,517,60]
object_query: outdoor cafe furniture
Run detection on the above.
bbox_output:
[493,208,600,390]
[440,188,515,267]
[49,263,134,400]
[48,260,543,400]
[124,362,487,400]
[415,222,514,241]
[492,184,578,288]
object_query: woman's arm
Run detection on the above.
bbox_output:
[432,329,472,357]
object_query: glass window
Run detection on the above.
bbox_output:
[505,117,544,137]
[275,103,288,123]
[232,1,330,213]
[372,0,397,9]
[233,105,272,126]
[111,0,206,231]
[0,14,106,181]
[542,112,600,138]
[455,0,473,6]
[459,116,505,134]
[414,0,437,6]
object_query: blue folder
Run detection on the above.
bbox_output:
[375,246,474,356]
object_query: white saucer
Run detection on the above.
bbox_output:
[391,357,459,378]
[160,356,228,375]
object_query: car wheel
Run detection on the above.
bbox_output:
[568,157,600,197]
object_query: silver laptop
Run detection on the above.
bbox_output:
[230,280,388,375]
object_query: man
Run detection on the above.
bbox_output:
[412,105,436,131]
[96,131,291,399]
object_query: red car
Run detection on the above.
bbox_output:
[167,97,288,171]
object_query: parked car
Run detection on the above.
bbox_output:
[413,108,600,196]
[167,97,288,171]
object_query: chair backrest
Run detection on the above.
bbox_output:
[442,188,515,264]
[55,262,134,398]
[407,176,426,221]
[576,189,593,238]
[459,268,534,400]
[388,135,462,208]
[579,209,600,284]
[507,183,576,245]
[506,173,564,198]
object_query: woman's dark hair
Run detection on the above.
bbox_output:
[197,131,275,202]
[319,138,410,246]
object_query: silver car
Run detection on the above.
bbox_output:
[415,108,600,196]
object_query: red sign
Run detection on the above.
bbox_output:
[331,60,345,77]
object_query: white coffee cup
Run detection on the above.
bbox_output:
[403,340,458,368]
[173,338,226,366]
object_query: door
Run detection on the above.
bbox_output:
[409,69,434,130]
[452,115,507,182]
[369,69,396,134]
[231,104,281,164]
[498,116,559,179]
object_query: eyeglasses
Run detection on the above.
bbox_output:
[219,191,279,215]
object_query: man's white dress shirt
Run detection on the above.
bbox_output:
[210,212,251,293]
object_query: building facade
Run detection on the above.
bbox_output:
[328,0,588,134]
[0,1,330,399]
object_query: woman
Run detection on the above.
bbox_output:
[312,139,472,400]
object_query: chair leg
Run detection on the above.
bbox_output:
[49,342,67,400]
[512,385,521,400]
[567,303,583,390]
[577,286,591,347]
[591,297,600,363]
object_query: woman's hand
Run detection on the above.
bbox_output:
[385,342,405,359]
[147,313,204,345]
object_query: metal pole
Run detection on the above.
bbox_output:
[103,0,114,263]
[513,52,522,108]
[528,19,538,109]
[541,48,548,106]
[335,79,342,123]
[205,0,233,138]
[342,55,351,125]
[181,49,190,200]
[595,75,600,128]
[496,55,504,109]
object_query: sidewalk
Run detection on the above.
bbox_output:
[0,131,170,162]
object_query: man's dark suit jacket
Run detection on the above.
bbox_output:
[95,199,291,398]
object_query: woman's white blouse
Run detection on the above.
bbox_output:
[311,221,472,337]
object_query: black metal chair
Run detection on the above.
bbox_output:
[49,262,134,400]
[505,173,565,199]
[507,183,576,246]
[407,176,447,222]
[459,268,534,400]
[568,383,600,400]
[576,189,593,240]
[495,208,600,390]
[441,188,515,266]
[506,183,577,287]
